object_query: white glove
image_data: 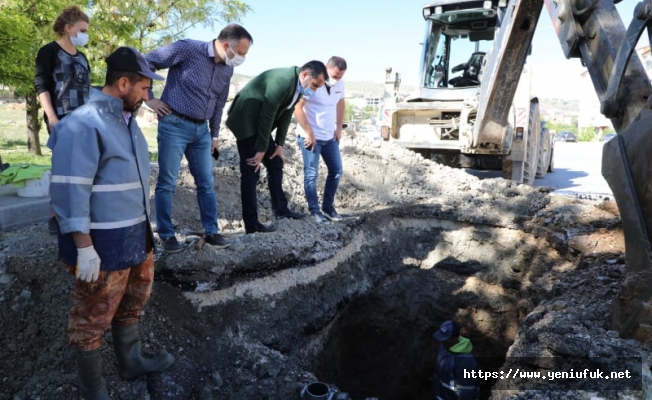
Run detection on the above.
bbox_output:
[76,245,101,282]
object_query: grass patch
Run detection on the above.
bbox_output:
[140,125,158,161]
[0,103,160,163]
[0,139,29,149]
[3,151,52,166]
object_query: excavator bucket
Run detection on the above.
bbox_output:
[602,109,652,341]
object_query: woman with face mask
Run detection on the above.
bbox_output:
[35,5,91,133]
[34,5,91,234]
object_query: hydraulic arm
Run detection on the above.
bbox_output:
[478,0,652,339]
[474,0,544,147]
[544,0,652,340]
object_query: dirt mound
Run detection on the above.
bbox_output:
[1,125,648,400]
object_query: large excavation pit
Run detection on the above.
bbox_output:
[0,131,634,400]
[179,213,575,399]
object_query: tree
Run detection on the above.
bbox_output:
[0,0,62,154]
[361,105,377,120]
[83,0,251,84]
[578,126,598,142]
[0,6,33,89]
[345,102,356,122]
[0,0,250,154]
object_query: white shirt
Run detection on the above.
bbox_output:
[296,79,345,141]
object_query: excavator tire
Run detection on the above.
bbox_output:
[548,146,555,172]
[536,125,551,178]
[522,101,541,185]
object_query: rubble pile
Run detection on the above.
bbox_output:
[1,125,648,400]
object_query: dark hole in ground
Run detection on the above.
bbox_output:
[311,268,509,400]
[301,223,551,400]
[177,219,564,399]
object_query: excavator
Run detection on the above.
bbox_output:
[378,0,554,185]
[379,0,652,341]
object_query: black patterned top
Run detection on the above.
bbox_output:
[34,41,90,124]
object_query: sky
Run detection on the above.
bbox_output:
[187,0,644,100]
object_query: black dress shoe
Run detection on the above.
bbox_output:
[275,209,307,220]
[161,237,185,253]
[205,233,232,249]
[246,222,276,234]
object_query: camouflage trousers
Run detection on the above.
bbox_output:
[65,251,154,350]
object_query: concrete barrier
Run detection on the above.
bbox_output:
[0,184,50,232]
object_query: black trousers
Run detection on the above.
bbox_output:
[236,135,288,229]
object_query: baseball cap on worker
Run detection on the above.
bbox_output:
[433,320,461,342]
[105,46,164,81]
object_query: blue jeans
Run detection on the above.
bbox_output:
[154,114,217,239]
[297,136,342,214]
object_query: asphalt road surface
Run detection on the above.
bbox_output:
[534,141,612,197]
[466,141,613,198]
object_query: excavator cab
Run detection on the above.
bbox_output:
[420,2,497,92]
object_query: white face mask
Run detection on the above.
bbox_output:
[225,43,245,67]
[71,31,89,47]
[327,77,339,86]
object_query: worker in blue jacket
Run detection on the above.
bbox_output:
[432,320,480,400]
[48,47,173,399]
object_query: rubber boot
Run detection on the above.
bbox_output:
[112,323,174,379]
[75,348,111,400]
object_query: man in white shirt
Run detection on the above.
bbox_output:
[294,56,347,223]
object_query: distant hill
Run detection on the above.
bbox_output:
[233,73,415,98]
[539,98,579,115]
[343,81,384,97]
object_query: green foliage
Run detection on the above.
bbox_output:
[0,2,41,91]
[578,126,598,142]
[0,0,251,89]
[0,0,250,150]
[345,102,356,122]
[546,122,577,136]
[2,151,51,166]
[360,106,377,119]
[83,0,251,86]
[546,122,599,142]
[0,102,159,162]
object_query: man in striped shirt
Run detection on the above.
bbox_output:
[49,47,174,400]
[145,24,253,253]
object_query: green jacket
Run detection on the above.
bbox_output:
[226,66,301,152]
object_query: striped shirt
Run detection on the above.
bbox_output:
[145,39,233,138]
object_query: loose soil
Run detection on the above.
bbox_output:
[1,122,649,400]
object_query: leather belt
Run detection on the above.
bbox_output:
[170,110,205,125]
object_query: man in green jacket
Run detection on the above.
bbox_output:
[432,320,480,400]
[226,61,327,234]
